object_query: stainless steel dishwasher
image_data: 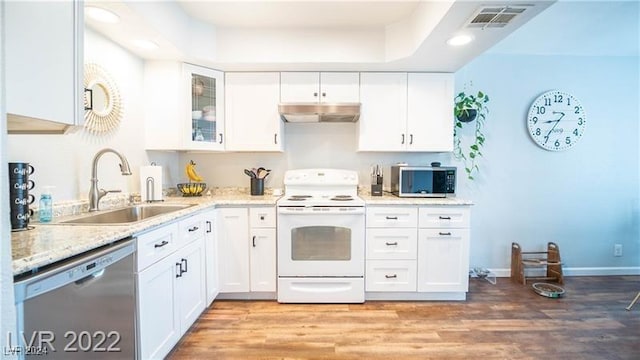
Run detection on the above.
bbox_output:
[13,238,136,359]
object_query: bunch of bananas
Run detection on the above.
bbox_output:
[178,182,206,196]
[185,160,204,182]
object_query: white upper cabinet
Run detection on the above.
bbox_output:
[225,72,283,152]
[358,73,408,152]
[358,72,454,152]
[281,72,359,103]
[185,64,225,151]
[407,73,454,152]
[144,62,225,151]
[5,0,83,133]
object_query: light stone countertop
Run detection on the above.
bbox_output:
[12,189,472,276]
[12,190,280,276]
[359,192,474,206]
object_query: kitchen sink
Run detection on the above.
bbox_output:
[60,204,197,225]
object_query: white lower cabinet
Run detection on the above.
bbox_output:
[137,251,180,360]
[136,215,206,360]
[365,205,471,300]
[250,228,277,292]
[366,260,417,292]
[365,209,418,293]
[203,210,220,305]
[417,229,470,292]
[217,208,250,292]
[175,238,207,331]
[417,207,470,293]
[217,207,277,297]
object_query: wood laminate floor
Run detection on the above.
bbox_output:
[168,276,640,359]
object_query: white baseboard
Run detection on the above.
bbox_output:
[487,267,640,277]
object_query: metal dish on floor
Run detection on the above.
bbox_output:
[532,282,565,298]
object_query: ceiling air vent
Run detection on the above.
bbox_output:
[466,5,530,29]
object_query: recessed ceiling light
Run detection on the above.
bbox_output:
[132,39,159,51]
[85,6,120,24]
[447,34,474,46]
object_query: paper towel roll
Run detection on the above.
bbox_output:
[140,165,163,202]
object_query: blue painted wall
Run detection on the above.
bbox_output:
[455,54,639,272]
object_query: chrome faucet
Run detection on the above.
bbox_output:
[89,148,132,212]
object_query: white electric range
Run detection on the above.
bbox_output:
[277,169,365,303]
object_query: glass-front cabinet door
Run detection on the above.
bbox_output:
[184,64,224,151]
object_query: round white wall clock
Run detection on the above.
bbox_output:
[527,90,586,151]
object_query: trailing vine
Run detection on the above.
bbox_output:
[453,90,489,180]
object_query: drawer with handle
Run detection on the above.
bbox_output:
[365,260,417,292]
[418,207,470,228]
[250,207,276,228]
[366,228,417,260]
[366,207,418,228]
[179,214,205,245]
[136,222,179,271]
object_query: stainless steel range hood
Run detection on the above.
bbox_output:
[278,103,360,123]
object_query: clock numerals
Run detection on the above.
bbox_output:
[554,94,563,103]
[527,90,586,151]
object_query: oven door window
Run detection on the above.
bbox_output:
[291,226,351,261]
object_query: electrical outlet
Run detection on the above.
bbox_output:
[614,244,623,257]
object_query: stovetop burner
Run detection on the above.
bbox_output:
[287,195,312,201]
[330,195,354,201]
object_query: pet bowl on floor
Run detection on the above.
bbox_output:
[532,282,565,298]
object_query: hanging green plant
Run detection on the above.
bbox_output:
[453,89,490,180]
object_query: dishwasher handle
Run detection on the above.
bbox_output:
[14,238,136,303]
[74,269,106,286]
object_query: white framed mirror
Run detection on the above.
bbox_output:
[83,63,123,134]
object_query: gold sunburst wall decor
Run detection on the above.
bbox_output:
[83,63,123,134]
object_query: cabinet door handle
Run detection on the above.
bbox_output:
[252,235,256,247]
[154,240,169,248]
[188,226,199,232]
[219,133,223,144]
[322,92,326,97]
[181,258,188,273]
[439,232,452,236]
[84,88,93,110]
[206,221,212,233]
[385,216,398,220]
[274,133,278,144]
[401,134,405,144]
[313,92,318,97]
[385,241,398,246]
[439,216,451,220]
[409,134,413,145]
[176,263,182,278]
[385,274,398,279]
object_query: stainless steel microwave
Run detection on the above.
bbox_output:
[390,165,456,197]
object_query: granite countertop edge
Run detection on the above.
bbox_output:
[11,194,280,276]
[12,192,472,276]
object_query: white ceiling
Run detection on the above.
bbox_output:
[178,0,422,28]
[85,0,566,71]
